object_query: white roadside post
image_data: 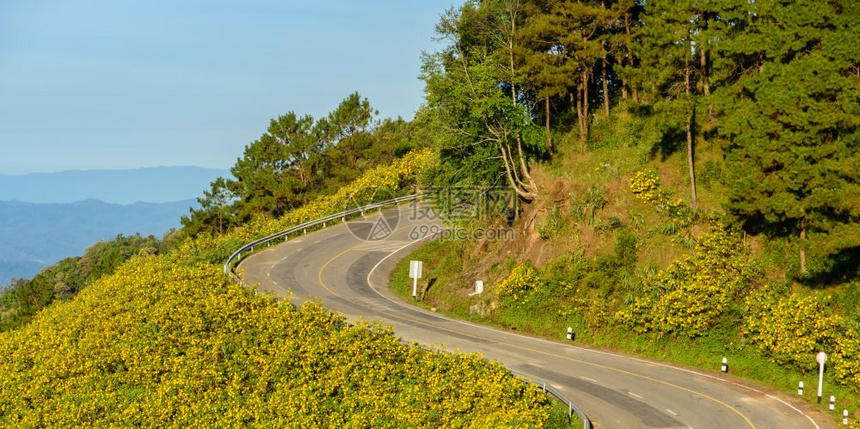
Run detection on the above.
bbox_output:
[469,280,484,297]
[829,395,835,411]
[798,381,804,396]
[843,409,848,425]
[409,260,423,300]
[816,351,827,404]
[721,357,728,374]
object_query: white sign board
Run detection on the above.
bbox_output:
[816,351,828,365]
[409,260,423,279]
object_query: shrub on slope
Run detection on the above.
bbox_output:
[171,148,435,267]
[0,256,549,427]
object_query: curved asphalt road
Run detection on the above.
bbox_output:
[239,202,830,429]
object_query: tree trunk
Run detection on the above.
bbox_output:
[621,75,628,101]
[498,139,537,201]
[800,217,808,274]
[298,165,308,191]
[582,68,590,122]
[631,80,640,103]
[545,94,552,150]
[686,113,697,209]
[684,54,698,209]
[576,85,586,145]
[699,15,715,127]
[509,10,518,107]
[625,13,639,102]
[602,50,610,118]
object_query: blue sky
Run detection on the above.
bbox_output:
[0,1,457,175]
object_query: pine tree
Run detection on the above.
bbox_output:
[719,0,860,274]
[641,0,711,208]
[228,112,315,220]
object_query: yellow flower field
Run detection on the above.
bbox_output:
[0,150,554,427]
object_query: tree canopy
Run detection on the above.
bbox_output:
[182,93,413,237]
[420,0,859,274]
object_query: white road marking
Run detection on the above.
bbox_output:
[764,394,820,429]
[666,408,679,416]
[628,391,643,400]
[580,376,598,383]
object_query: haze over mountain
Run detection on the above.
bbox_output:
[0,199,198,286]
[0,166,227,204]
[0,167,224,285]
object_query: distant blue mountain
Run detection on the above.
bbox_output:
[0,166,228,204]
[0,199,198,286]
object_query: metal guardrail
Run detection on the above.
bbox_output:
[225,194,592,428]
[223,194,422,281]
[511,370,593,429]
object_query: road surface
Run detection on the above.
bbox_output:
[239,203,830,429]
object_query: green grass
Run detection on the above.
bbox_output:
[389,239,859,425]
[389,116,859,425]
[546,397,583,428]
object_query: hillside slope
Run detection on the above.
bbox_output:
[0,257,550,427]
[392,112,860,420]
[0,150,563,427]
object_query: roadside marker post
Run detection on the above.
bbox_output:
[829,395,835,412]
[721,357,728,374]
[816,351,827,404]
[566,327,573,341]
[844,409,848,425]
[409,260,423,299]
[798,381,804,396]
[468,280,484,297]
